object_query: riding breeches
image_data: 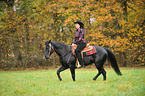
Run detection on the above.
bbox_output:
[75,43,86,66]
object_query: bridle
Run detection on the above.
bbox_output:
[47,43,71,58]
[48,43,53,57]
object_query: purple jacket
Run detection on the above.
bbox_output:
[73,28,86,44]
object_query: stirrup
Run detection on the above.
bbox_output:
[77,62,85,68]
[77,62,81,68]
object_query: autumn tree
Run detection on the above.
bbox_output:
[0,0,144,69]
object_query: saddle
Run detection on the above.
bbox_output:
[71,44,97,56]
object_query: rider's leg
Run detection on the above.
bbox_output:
[75,43,86,67]
[76,51,85,67]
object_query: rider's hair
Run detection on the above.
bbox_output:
[80,24,84,28]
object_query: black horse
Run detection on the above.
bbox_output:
[44,40,122,81]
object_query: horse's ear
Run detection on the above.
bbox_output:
[45,40,51,45]
[45,40,49,45]
[48,40,51,43]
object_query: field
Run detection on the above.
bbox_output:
[0,68,145,96]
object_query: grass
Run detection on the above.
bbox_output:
[0,68,145,96]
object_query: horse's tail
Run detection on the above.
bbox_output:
[104,48,122,75]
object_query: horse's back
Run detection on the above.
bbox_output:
[94,46,108,56]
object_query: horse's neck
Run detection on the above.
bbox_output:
[52,41,68,56]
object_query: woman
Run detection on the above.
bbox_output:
[73,20,86,68]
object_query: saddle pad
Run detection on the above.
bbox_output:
[83,46,97,56]
[71,44,97,56]
[72,44,93,52]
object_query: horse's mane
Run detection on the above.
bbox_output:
[51,41,69,48]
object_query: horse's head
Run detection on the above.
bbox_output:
[44,40,54,59]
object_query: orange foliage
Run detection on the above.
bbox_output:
[0,0,144,69]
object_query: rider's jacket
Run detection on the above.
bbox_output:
[73,28,86,44]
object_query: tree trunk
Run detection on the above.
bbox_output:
[121,0,128,21]
[122,52,127,67]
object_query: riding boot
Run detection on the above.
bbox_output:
[76,52,85,68]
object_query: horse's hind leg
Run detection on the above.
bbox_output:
[57,66,68,81]
[69,65,76,81]
[93,54,107,81]
[93,70,101,80]
[93,48,107,80]
[93,65,106,81]
[93,63,102,80]
[102,68,106,81]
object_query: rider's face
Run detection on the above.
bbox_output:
[75,23,80,29]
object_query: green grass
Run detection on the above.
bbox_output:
[0,68,145,96]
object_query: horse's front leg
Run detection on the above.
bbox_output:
[57,66,68,81]
[69,64,76,81]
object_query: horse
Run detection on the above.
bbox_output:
[44,40,122,81]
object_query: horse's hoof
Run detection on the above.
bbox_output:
[93,78,96,81]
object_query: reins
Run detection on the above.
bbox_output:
[48,44,72,59]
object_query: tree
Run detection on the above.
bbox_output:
[0,0,144,69]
